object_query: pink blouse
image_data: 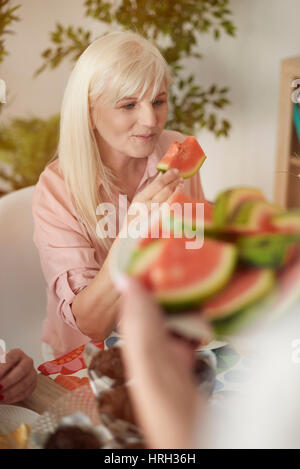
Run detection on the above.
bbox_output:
[32,129,205,357]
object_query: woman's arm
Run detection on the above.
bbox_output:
[71,169,183,341]
[71,239,122,341]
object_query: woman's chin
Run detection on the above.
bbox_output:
[126,146,155,159]
[129,138,158,157]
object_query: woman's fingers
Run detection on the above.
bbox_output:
[0,354,34,392]
[138,169,181,201]
[153,177,184,203]
[166,183,185,204]
[0,371,37,404]
[0,350,37,403]
[125,170,185,236]
[0,349,22,381]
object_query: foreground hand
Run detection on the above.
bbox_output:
[0,349,37,404]
[119,278,202,449]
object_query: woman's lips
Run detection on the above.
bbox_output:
[133,134,155,140]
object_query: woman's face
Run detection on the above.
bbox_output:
[91,82,169,160]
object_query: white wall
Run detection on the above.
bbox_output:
[1,0,300,201]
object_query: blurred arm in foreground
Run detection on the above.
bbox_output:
[119,278,208,449]
[120,277,300,449]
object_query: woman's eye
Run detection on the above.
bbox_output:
[122,103,135,110]
[153,100,165,106]
[121,100,165,110]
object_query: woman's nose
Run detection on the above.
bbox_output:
[138,103,157,127]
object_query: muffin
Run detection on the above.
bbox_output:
[44,425,102,449]
[97,384,137,425]
[88,346,126,386]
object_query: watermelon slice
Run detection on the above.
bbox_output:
[212,291,276,337]
[225,200,283,234]
[270,210,300,235]
[127,240,164,276]
[167,190,214,234]
[157,136,206,179]
[214,186,265,229]
[133,191,214,246]
[201,268,275,320]
[237,232,300,268]
[145,237,237,311]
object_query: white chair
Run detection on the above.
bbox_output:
[0,186,46,366]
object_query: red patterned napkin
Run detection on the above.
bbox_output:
[38,342,104,391]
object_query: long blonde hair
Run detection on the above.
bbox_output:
[58,30,173,251]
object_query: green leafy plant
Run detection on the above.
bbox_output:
[37,0,236,137]
[0,0,20,64]
[0,115,60,191]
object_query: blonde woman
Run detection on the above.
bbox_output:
[33,30,206,359]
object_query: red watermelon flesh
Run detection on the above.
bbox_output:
[168,190,214,231]
[136,192,214,248]
[137,217,180,249]
[147,236,237,310]
[157,136,206,179]
[201,268,275,320]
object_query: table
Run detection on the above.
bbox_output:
[17,374,68,415]
[15,343,246,416]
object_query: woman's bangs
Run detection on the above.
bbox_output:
[113,57,167,104]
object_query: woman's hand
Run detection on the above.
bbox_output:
[119,278,202,449]
[121,169,184,231]
[132,168,184,206]
[0,349,37,404]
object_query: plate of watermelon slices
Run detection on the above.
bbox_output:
[109,182,300,346]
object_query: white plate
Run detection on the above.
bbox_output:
[198,339,227,351]
[0,405,39,433]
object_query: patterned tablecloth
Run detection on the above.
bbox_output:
[38,333,252,402]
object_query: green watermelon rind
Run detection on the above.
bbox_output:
[167,216,209,238]
[153,244,238,312]
[202,269,276,320]
[161,199,214,234]
[271,210,300,232]
[157,155,206,179]
[212,290,277,337]
[228,200,282,230]
[213,191,229,229]
[177,155,206,179]
[156,163,169,172]
[213,187,265,229]
[175,219,215,235]
[126,240,164,276]
[237,233,300,268]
